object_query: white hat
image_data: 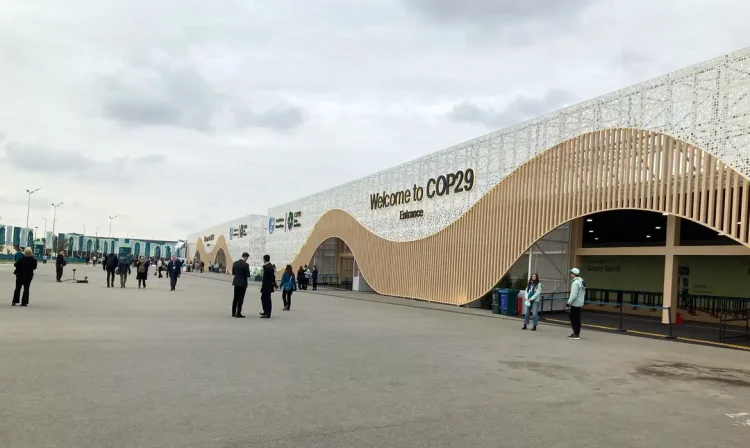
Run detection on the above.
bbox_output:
[570,267,580,275]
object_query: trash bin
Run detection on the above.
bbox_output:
[499,289,519,316]
[491,289,501,314]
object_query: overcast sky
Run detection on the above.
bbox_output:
[1,0,748,240]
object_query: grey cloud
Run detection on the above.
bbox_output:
[403,0,592,25]
[446,89,576,128]
[234,105,305,132]
[101,64,223,132]
[2,141,168,183]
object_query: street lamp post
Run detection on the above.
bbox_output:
[42,218,48,250]
[51,202,63,252]
[25,188,41,247]
[108,215,118,238]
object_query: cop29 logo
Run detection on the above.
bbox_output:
[286,212,294,231]
[269,211,302,234]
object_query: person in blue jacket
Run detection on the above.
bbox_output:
[567,268,586,340]
[280,264,297,311]
[522,273,542,331]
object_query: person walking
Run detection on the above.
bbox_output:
[167,255,182,291]
[55,250,66,282]
[12,247,37,306]
[311,265,319,291]
[567,268,586,340]
[135,256,150,289]
[231,252,251,318]
[280,264,297,311]
[14,248,23,263]
[105,251,119,288]
[259,254,276,318]
[157,258,165,278]
[521,273,542,331]
[117,257,131,288]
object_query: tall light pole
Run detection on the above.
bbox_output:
[95,227,99,255]
[25,188,41,247]
[42,218,48,250]
[108,215,118,238]
[82,226,86,257]
[51,202,63,252]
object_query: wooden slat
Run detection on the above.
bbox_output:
[723,169,733,236]
[679,142,689,216]
[646,131,656,209]
[654,133,663,210]
[641,132,648,208]
[707,156,717,227]
[713,162,723,229]
[699,152,709,222]
[691,146,700,221]
[731,171,740,239]
[741,178,749,244]
[664,137,674,213]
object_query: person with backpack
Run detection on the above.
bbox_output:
[135,256,150,289]
[522,273,542,331]
[567,268,586,340]
[117,257,131,288]
[280,264,297,311]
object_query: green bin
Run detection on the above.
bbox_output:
[499,289,519,316]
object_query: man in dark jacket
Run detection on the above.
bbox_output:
[104,251,118,288]
[167,255,182,291]
[55,250,66,282]
[259,254,277,318]
[13,247,38,306]
[231,252,251,318]
[311,265,319,291]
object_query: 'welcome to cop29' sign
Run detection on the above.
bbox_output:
[368,168,475,213]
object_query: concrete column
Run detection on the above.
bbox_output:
[662,215,680,323]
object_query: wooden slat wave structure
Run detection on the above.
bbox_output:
[192,235,234,267]
[286,129,750,305]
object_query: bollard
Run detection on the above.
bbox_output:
[665,306,676,339]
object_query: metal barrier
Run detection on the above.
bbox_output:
[317,274,353,290]
[539,296,675,340]
[585,288,663,310]
[680,293,750,317]
[719,309,750,343]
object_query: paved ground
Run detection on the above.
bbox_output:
[1,265,749,448]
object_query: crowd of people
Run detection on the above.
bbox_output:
[9,247,588,338]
